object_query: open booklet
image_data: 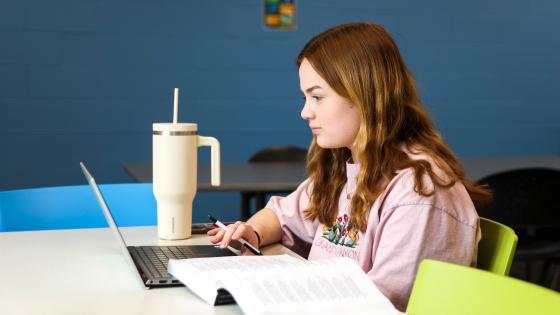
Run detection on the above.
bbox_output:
[168,254,404,315]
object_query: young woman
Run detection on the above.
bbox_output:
[208,23,490,311]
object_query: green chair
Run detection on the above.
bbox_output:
[478,217,518,275]
[407,259,560,315]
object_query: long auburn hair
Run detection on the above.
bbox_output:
[297,23,491,231]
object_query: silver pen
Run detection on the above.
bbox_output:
[208,215,262,256]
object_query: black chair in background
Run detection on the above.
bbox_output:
[476,168,560,289]
[241,146,307,220]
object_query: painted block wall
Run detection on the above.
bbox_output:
[1,0,558,222]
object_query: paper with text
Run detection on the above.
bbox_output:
[169,255,403,315]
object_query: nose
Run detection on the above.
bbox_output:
[300,100,314,121]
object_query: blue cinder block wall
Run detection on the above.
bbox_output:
[1,0,559,222]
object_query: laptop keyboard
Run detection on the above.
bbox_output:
[130,245,236,303]
[135,246,196,278]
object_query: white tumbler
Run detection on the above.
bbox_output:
[153,123,220,240]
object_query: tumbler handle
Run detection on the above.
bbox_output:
[197,136,221,186]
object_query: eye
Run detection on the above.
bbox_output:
[312,96,323,101]
[302,95,323,102]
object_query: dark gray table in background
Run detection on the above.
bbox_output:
[124,162,308,219]
[124,156,559,219]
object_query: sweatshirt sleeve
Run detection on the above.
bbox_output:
[265,178,320,252]
[367,171,479,311]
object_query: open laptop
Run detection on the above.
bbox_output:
[79,162,235,304]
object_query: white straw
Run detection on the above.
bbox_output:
[173,88,179,124]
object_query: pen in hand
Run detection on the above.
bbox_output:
[208,215,262,256]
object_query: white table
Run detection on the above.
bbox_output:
[0,226,298,315]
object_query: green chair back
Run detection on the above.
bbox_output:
[477,217,518,275]
[407,259,560,315]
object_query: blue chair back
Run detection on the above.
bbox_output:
[0,183,156,232]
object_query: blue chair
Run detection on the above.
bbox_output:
[0,183,156,232]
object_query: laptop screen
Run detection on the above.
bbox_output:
[80,162,147,289]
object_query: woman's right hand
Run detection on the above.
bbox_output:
[207,221,260,255]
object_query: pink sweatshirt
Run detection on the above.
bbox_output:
[265,155,480,311]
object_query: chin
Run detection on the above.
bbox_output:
[316,138,345,149]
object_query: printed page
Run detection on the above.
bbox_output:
[216,256,403,315]
[169,255,403,315]
[168,258,224,305]
[168,255,303,305]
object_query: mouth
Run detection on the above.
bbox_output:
[310,127,321,134]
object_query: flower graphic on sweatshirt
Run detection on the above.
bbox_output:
[321,214,360,248]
